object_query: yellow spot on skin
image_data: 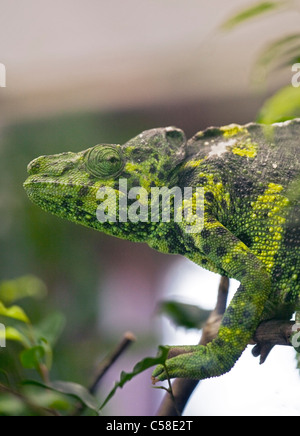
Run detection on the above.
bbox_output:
[232,141,258,158]
[184,159,203,168]
[251,183,288,272]
[125,162,140,173]
[220,124,247,137]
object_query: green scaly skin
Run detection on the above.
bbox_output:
[24,121,300,382]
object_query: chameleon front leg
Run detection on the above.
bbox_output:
[152,219,271,382]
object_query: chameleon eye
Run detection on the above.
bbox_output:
[85,145,125,179]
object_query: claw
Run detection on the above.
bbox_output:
[151,376,159,385]
[152,364,167,383]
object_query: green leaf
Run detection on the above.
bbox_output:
[221,1,284,31]
[0,326,30,347]
[40,339,53,370]
[33,312,66,347]
[20,345,45,369]
[255,34,300,77]
[51,381,99,413]
[0,275,47,304]
[100,346,169,411]
[23,386,71,411]
[0,394,28,416]
[20,338,53,370]
[257,85,300,124]
[0,301,30,324]
[159,300,211,329]
[23,380,99,415]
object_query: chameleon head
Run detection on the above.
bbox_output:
[24,127,186,241]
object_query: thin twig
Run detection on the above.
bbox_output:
[89,331,136,395]
[37,363,50,385]
[0,382,61,416]
[72,331,136,416]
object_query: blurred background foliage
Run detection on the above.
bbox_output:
[0,0,300,415]
[0,111,162,415]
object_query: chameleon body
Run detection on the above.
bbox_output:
[24,120,300,381]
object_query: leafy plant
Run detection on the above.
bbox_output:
[222,0,300,378]
[222,0,300,123]
[0,275,174,415]
[2,2,300,417]
[99,346,170,411]
[0,276,102,416]
[221,1,287,31]
[158,300,211,330]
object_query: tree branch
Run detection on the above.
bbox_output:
[157,277,296,416]
[251,319,293,364]
[89,331,136,395]
[156,276,229,416]
[72,331,136,416]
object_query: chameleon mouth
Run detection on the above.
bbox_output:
[23,175,37,194]
[23,176,105,233]
[24,155,52,197]
[23,176,52,207]
[24,175,99,213]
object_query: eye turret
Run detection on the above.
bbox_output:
[85,145,125,179]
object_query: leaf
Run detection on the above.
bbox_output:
[23,380,99,415]
[221,1,284,31]
[257,85,300,124]
[159,300,211,329]
[0,301,30,324]
[99,346,169,411]
[281,55,300,70]
[20,345,46,369]
[23,386,72,411]
[0,275,47,304]
[0,326,30,348]
[255,34,300,77]
[51,381,99,413]
[0,394,28,416]
[39,339,53,370]
[33,312,66,347]
[20,338,53,370]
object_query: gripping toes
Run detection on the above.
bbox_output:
[152,341,238,383]
[152,346,209,383]
[152,353,197,383]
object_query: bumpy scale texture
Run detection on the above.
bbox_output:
[24,120,300,381]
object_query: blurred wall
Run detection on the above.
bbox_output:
[0,0,298,125]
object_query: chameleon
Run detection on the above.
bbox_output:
[23,119,300,382]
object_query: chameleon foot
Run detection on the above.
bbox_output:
[152,342,237,383]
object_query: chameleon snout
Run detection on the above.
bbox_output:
[26,152,78,178]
